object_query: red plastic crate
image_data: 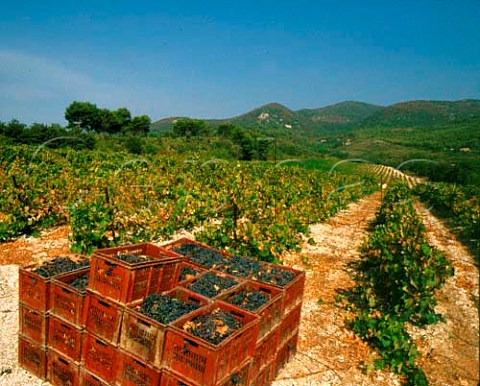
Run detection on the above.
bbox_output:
[19,303,48,345]
[160,369,196,386]
[182,270,242,300]
[163,301,260,386]
[48,349,81,386]
[175,261,208,286]
[18,334,47,380]
[89,243,183,304]
[48,315,83,362]
[278,304,302,346]
[82,331,118,384]
[254,263,305,314]
[19,256,89,313]
[274,330,299,376]
[18,264,51,313]
[218,359,251,386]
[120,287,210,368]
[83,290,123,345]
[217,280,283,341]
[50,267,89,327]
[80,369,110,386]
[249,360,275,386]
[116,349,162,386]
[160,359,251,386]
[249,328,279,378]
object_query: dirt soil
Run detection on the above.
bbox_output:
[0,192,478,385]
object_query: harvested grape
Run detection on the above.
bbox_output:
[115,253,151,264]
[32,257,90,278]
[68,273,89,292]
[173,243,228,268]
[139,294,199,324]
[256,266,296,287]
[227,289,270,312]
[217,255,261,278]
[187,272,238,298]
[179,266,202,282]
[183,308,242,345]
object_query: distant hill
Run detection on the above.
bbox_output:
[361,99,480,128]
[297,101,384,130]
[150,99,480,134]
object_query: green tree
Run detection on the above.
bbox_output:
[113,108,132,133]
[4,119,26,139]
[172,118,210,138]
[217,123,238,138]
[65,101,101,132]
[128,115,151,136]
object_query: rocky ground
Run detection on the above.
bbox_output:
[0,193,478,385]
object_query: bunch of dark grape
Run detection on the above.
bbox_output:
[227,289,270,312]
[173,243,228,269]
[217,255,261,278]
[32,257,90,278]
[183,308,242,345]
[187,272,238,298]
[115,253,151,264]
[255,266,296,287]
[68,273,89,292]
[139,294,199,324]
[179,266,202,282]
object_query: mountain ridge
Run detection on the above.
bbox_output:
[151,99,480,133]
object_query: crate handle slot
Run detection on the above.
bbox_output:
[58,357,69,366]
[132,358,147,368]
[260,287,272,295]
[187,297,200,304]
[184,338,199,348]
[105,261,117,267]
[138,319,152,327]
[61,287,73,294]
[60,323,72,330]
[231,310,245,319]
[98,299,111,308]
[96,339,107,347]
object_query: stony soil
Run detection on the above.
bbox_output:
[0,193,478,385]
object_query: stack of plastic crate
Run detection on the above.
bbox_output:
[18,255,90,383]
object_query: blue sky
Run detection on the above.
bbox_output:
[1,0,479,124]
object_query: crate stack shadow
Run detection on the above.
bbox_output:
[18,238,305,386]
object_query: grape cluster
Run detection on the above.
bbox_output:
[32,257,90,278]
[227,289,270,312]
[68,273,89,292]
[173,243,228,269]
[115,253,151,264]
[179,266,202,282]
[183,308,242,345]
[139,294,200,324]
[218,255,261,278]
[255,266,296,287]
[187,272,238,298]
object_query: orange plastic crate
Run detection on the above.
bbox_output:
[274,330,299,376]
[249,327,279,378]
[89,243,183,304]
[163,301,259,386]
[79,368,110,386]
[48,349,81,386]
[116,349,162,385]
[18,334,47,380]
[249,360,275,386]
[83,290,123,345]
[217,280,283,341]
[82,331,118,384]
[278,304,302,346]
[49,267,89,327]
[19,303,48,345]
[48,315,83,362]
[120,287,210,368]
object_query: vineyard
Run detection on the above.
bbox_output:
[0,143,478,385]
[0,145,377,261]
